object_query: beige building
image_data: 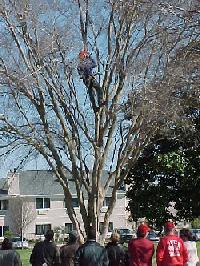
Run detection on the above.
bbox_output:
[0,170,131,240]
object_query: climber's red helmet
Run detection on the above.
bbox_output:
[79,50,89,59]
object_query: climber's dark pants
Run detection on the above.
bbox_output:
[83,76,103,110]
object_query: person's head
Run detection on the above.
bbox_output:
[45,230,54,241]
[137,224,150,238]
[68,230,79,244]
[164,221,176,235]
[111,232,120,243]
[1,238,12,250]
[180,229,192,241]
[87,226,96,241]
[79,50,89,60]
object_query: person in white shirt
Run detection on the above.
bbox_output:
[180,229,200,266]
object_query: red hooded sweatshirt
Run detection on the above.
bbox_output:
[156,234,188,266]
[128,237,154,266]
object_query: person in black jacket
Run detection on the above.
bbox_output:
[30,229,60,266]
[75,226,108,266]
[106,232,126,266]
[0,238,22,266]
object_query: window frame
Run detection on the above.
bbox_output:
[0,200,8,210]
[0,226,9,237]
[36,198,50,209]
[71,198,79,208]
[64,198,79,208]
[35,224,51,235]
[64,223,75,234]
[99,222,113,234]
[103,197,112,207]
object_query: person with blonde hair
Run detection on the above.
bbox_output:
[180,229,200,266]
[106,232,126,266]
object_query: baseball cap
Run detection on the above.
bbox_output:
[164,221,175,230]
[137,224,150,236]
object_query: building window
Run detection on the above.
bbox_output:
[103,197,111,207]
[36,198,50,209]
[72,198,79,208]
[119,182,126,191]
[99,222,113,234]
[65,223,75,234]
[0,200,8,210]
[64,198,79,208]
[36,224,51,235]
[0,226,9,237]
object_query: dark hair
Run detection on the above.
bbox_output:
[1,238,12,250]
[45,230,54,241]
[137,231,144,238]
[68,231,79,244]
[180,229,192,241]
[87,226,96,240]
[111,232,120,243]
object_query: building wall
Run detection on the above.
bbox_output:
[99,195,129,229]
[7,173,20,195]
[3,193,128,240]
[22,196,73,239]
[0,189,130,240]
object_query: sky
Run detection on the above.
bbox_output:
[0,155,49,179]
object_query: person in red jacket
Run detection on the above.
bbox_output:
[128,224,154,266]
[156,221,188,266]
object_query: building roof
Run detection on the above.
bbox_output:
[19,170,67,196]
[1,170,125,197]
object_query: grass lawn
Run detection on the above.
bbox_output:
[17,242,200,266]
[17,249,32,266]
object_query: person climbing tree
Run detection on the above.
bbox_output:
[77,50,103,112]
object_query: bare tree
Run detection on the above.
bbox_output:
[0,0,199,240]
[9,197,36,244]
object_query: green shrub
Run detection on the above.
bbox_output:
[4,230,13,239]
